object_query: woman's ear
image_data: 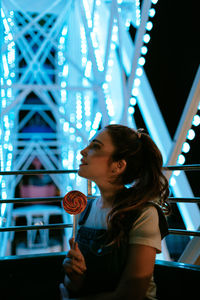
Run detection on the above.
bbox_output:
[112,159,126,175]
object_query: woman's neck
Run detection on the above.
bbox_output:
[97,183,125,208]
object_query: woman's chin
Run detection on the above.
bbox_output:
[78,168,88,178]
[78,170,94,182]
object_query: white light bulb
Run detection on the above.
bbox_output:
[169,177,176,187]
[138,57,145,66]
[130,97,137,106]
[143,34,150,43]
[149,8,156,18]
[141,46,148,55]
[146,21,153,31]
[187,129,195,140]
[182,142,190,153]
[128,107,135,114]
[192,115,200,126]
[177,154,185,165]
[136,67,143,77]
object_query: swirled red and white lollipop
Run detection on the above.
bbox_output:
[63,190,87,215]
[63,190,87,243]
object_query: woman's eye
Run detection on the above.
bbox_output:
[90,143,100,149]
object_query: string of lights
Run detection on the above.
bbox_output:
[170,103,200,187]
[0,8,16,224]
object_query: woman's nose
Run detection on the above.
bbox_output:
[80,147,87,156]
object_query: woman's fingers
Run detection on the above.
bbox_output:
[67,249,85,262]
[70,263,86,275]
[69,238,84,257]
[63,238,87,276]
[69,237,75,249]
[66,246,86,268]
[63,257,86,274]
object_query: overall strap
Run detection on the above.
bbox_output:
[148,202,169,239]
[78,198,93,225]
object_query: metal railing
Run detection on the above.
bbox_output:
[0,165,200,237]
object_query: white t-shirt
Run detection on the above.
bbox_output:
[84,199,161,252]
[82,198,161,300]
[129,205,162,253]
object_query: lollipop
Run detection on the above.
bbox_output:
[63,190,87,241]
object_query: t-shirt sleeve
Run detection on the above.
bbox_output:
[129,206,162,253]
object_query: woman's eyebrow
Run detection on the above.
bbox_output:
[90,139,104,145]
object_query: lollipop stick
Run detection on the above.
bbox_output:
[72,215,76,249]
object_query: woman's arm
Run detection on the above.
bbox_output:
[62,244,156,300]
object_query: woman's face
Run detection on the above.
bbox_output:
[78,129,116,183]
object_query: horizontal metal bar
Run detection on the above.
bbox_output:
[163,164,200,171]
[0,197,63,204]
[0,164,199,176]
[168,197,200,203]
[0,195,96,204]
[168,229,200,237]
[0,224,200,237]
[0,169,78,175]
[0,223,72,232]
[0,196,199,204]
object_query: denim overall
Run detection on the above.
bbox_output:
[72,199,168,298]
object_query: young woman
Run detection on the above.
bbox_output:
[60,124,170,300]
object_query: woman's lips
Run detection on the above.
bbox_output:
[79,162,88,166]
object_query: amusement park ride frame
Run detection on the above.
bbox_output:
[0,0,199,263]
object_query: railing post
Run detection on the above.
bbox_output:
[87,180,92,196]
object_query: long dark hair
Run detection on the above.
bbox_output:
[104,124,170,245]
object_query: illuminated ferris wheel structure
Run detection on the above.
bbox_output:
[0,0,200,262]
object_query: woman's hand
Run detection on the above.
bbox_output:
[63,238,87,292]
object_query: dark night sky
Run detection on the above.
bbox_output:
[145,0,199,137]
[143,0,199,196]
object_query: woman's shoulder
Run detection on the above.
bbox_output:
[129,203,163,252]
[132,204,159,228]
[131,202,168,240]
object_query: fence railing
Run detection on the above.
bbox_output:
[0,165,200,237]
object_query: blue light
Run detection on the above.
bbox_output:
[96,0,101,6]
[128,106,135,114]
[141,46,148,55]
[130,97,137,106]
[63,122,69,132]
[187,129,195,140]
[177,154,185,165]
[143,34,151,43]
[62,26,68,36]
[192,114,200,126]
[69,127,75,134]
[76,123,82,129]
[169,177,176,187]
[132,88,138,96]
[85,120,91,127]
[106,74,112,82]
[59,37,65,44]
[134,78,141,87]
[146,21,153,31]
[173,170,181,177]
[138,57,145,66]
[182,142,190,153]
[149,8,156,18]
[136,67,143,77]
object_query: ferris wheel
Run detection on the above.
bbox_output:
[0,0,199,262]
